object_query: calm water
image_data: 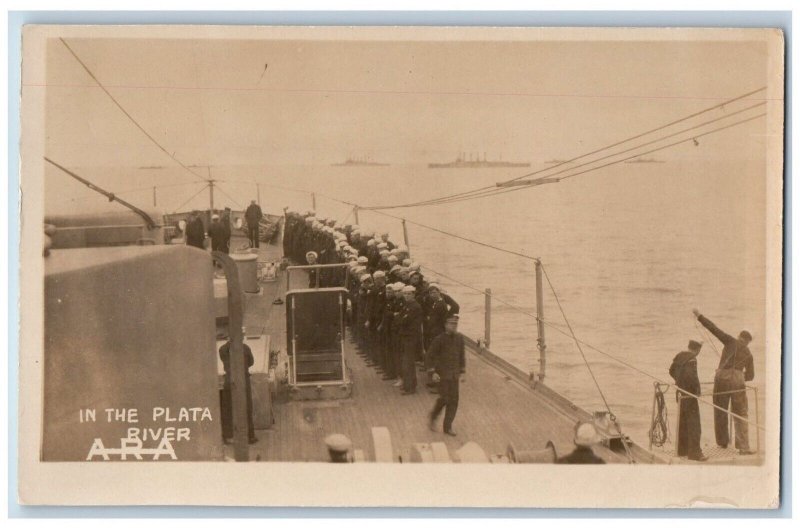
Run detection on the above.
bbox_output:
[47,159,768,445]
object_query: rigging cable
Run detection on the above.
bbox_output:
[172,183,210,213]
[373,111,767,209]
[539,261,636,463]
[59,38,208,184]
[358,86,767,210]
[213,183,244,209]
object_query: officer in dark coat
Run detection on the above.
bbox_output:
[219,335,257,444]
[185,211,206,249]
[427,315,465,435]
[670,340,708,461]
[220,209,232,254]
[557,422,606,464]
[398,285,423,394]
[693,309,755,454]
[245,200,263,248]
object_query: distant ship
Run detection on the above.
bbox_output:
[428,152,531,169]
[624,157,665,164]
[332,156,390,167]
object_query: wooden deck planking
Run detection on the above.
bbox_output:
[227,236,629,463]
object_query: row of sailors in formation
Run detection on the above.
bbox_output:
[282,210,459,394]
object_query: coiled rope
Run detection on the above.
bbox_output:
[649,383,671,448]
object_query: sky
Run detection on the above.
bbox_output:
[43,37,769,169]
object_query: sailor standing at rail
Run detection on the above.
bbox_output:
[389,282,406,387]
[693,309,755,455]
[427,315,465,436]
[669,340,708,461]
[398,285,423,395]
[245,199,263,249]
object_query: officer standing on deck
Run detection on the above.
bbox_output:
[219,332,258,445]
[669,340,708,461]
[245,199,263,249]
[427,315,465,436]
[693,309,755,455]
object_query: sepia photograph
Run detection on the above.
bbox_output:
[17,24,784,508]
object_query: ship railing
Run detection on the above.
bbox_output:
[650,382,760,457]
[285,263,351,290]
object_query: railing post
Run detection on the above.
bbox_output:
[754,386,760,454]
[534,258,546,382]
[353,206,360,225]
[311,192,317,211]
[401,219,410,255]
[484,288,491,348]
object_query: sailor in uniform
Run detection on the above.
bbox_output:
[427,315,466,435]
[398,285,423,394]
[305,251,319,288]
[557,422,605,464]
[669,339,708,461]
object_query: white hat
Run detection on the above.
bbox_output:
[357,256,368,264]
[402,285,416,293]
[373,271,386,278]
[574,422,601,447]
[306,251,318,260]
[359,273,372,283]
[367,239,376,246]
[409,263,421,272]
[377,242,388,249]
[388,255,398,263]
[211,214,220,220]
[379,250,390,257]
[390,264,401,273]
[402,258,412,267]
[391,282,405,291]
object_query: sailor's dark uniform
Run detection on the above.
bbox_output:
[398,298,423,393]
[428,331,465,433]
[218,341,256,442]
[698,314,754,450]
[670,350,704,460]
[556,446,606,464]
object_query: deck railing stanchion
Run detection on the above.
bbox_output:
[401,219,410,256]
[353,206,359,225]
[534,258,546,382]
[311,192,317,211]
[754,386,760,454]
[484,288,491,349]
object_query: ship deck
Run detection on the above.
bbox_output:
[222,235,637,464]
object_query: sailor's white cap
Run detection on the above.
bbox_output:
[211,214,220,220]
[391,282,405,291]
[367,239,376,246]
[409,263,421,272]
[373,271,386,279]
[402,258,412,267]
[306,251,318,259]
[388,255,398,262]
[390,264,402,273]
[402,285,416,293]
[379,250,390,257]
[359,273,372,283]
[574,422,601,447]
[377,242,388,249]
[324,433,352,453]
[357,256,368,264]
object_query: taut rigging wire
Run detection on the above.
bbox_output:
[59,38,208,185]
[358,86,767,210]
